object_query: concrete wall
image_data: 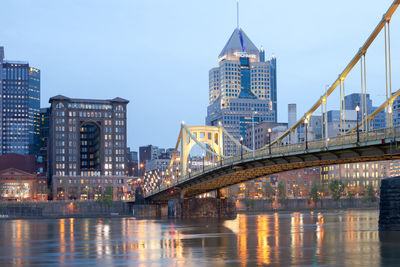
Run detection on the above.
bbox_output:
[379,177,400,230]
[0,201,130,218]
[168,198,237,219]
[237,198,378,212]
[132,204,168,218]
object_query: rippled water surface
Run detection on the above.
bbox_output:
[1,210,400,266]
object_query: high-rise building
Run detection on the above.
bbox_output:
[206,27,277,155]
[0,47,40,155]
[49,95,130,200]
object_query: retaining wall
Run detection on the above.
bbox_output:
[0,201,130,218]
[237,198,378,212]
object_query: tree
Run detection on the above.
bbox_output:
[364,184,377,203]
[277,181,287,203]
[310,184,320,205]
[329,180,345,202]
[97,186,114,209]
[346,187,355,201]
[263,182,274,199]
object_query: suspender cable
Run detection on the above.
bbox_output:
[342,79,346,132]
[360,57,364,132]
[385,22,390,127]
[340,81,342,135]
[388,21,393,127]
[363,54,368,131]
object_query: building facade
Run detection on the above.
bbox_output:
[0,47,40,155]
[321,161,389,192]
[49,95,130,200]
[0,153,47,201]
[244,121,287,150]
[127,147,138,177]
[206,27,277,156]
[345,93,386,129]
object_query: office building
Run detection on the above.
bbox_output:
[321,161,389,192]
[345,93,385,129]
[39,107,50,177]
[244,121,287,150]
[0,46,40,155]
[206,25,277,156]
[127,147,138,177]
[49,95,130,200]
[392,93,400,127]
[139,145,158,176]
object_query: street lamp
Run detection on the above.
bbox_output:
[252,111,258,158]
[304,118,309,150]
[240,136,243,160]
[202,153,205,172]
[355,105,360,143]
[267,128,272,155]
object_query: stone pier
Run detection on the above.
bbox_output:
[168,198,237,219]
[379,176,400,231]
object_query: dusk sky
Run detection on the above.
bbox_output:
[1,0,399,151]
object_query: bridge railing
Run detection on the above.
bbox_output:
[148,126,400,196]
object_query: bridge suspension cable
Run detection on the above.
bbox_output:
[270,0,400,147]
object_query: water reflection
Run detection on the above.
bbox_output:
[0,210,396,266]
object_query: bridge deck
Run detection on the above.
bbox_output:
[146,127,400,201]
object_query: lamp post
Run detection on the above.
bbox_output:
[267,128,272,155]
[240,136,243,160]
[252,111,258,157]
[304,118,309,150]
[355,105,360,143]
[202,153,205,172]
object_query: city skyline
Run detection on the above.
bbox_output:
[1,0,399,150]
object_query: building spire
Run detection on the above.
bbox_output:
[237,0,239,29]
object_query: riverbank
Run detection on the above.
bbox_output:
[236,198,379,212]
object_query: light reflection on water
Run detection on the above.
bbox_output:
[0,210,399,266]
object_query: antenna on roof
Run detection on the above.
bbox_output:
[237,0,239,29]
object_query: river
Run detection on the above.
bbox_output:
[0,210,399,266]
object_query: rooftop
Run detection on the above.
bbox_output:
[49,95,129,104]
[219,28,259,59]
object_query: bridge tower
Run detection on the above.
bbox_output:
[180,123,224,177]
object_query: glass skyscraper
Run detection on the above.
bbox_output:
[206,28,277,155]
[0,47,41,155]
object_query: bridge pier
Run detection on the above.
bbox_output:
[167,197,236,219]
[379,176,400,231]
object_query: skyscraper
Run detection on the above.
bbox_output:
[206,26,277,155]
[0,47,40,155]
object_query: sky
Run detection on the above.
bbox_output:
[1,0,399,151]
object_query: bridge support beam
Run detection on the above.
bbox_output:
[167,198,236,219]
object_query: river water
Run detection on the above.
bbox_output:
[0,210,399,266]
